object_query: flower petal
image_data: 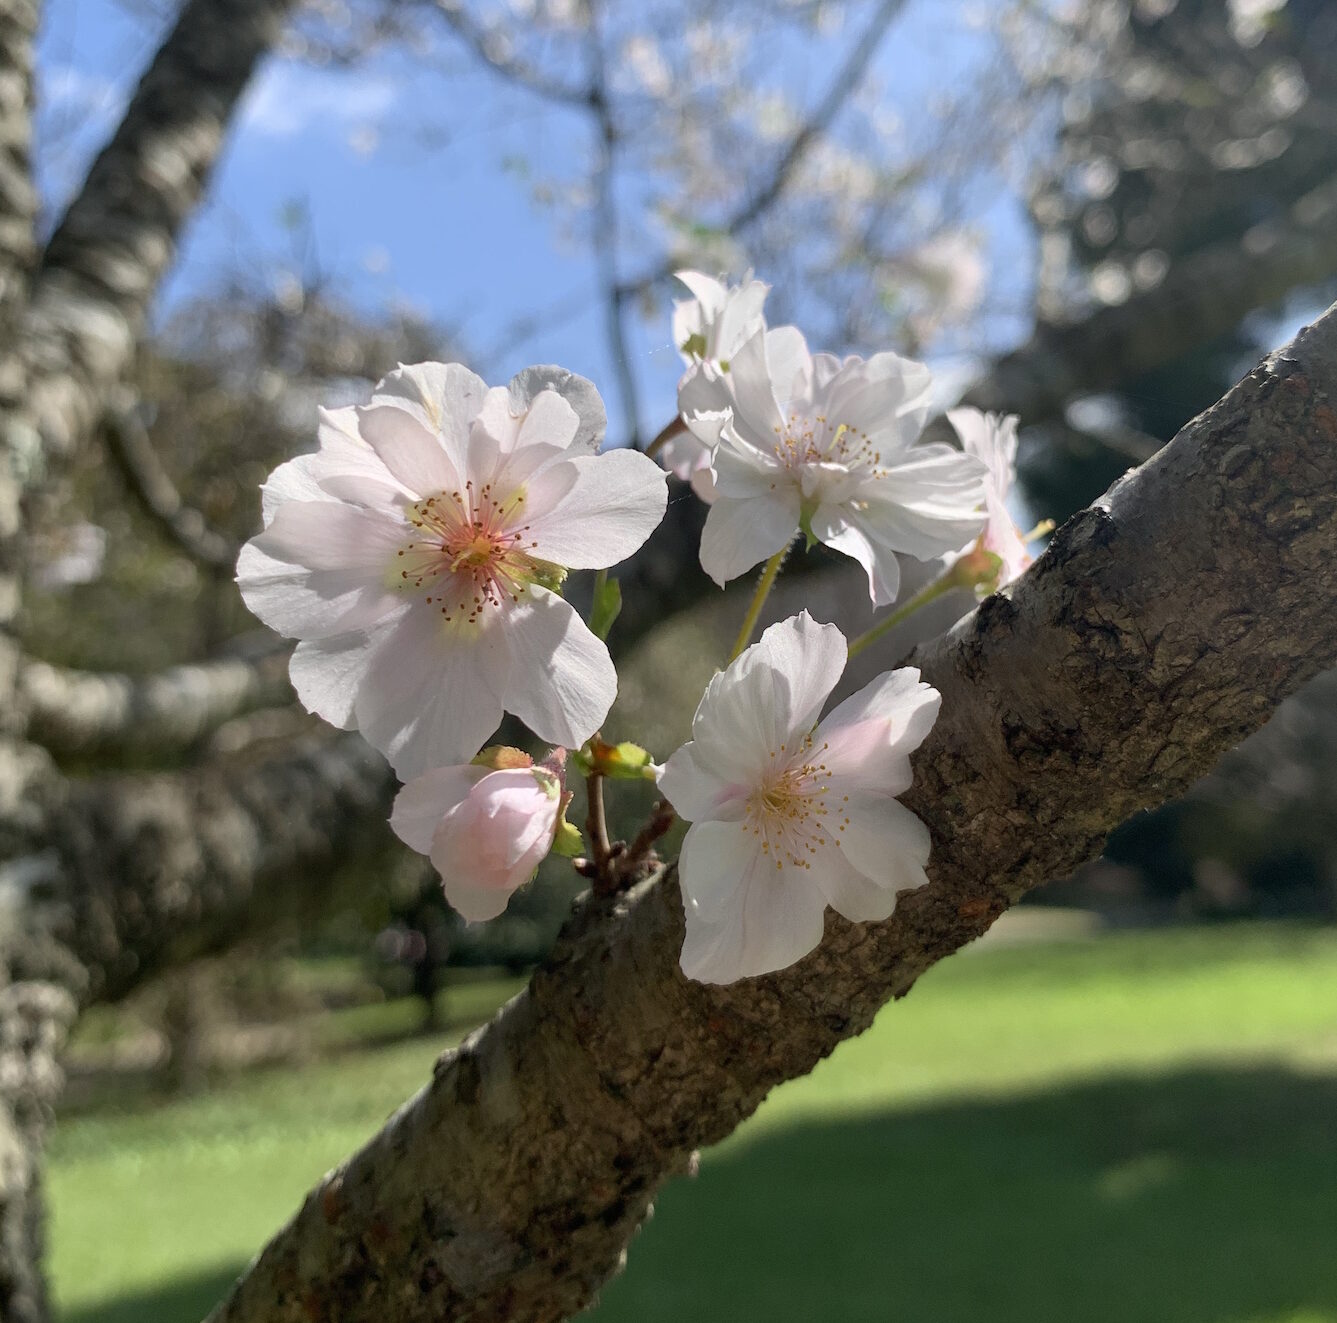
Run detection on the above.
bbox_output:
[353,606,512,776]
[507,365,606,452]
[502,588,616,748]
[657,742,746,823]
[390,765,487,854]
[830,796,931,901]
[678,819,763,920]
[356,404,462,497]
[679,848,827,983]
[698,490,799,587]
[818,667,941,794]
[372,362,489,447]
[289,627,399,728]
[811,829,907,922]
[809,508,902,605]
[525,449,667,569]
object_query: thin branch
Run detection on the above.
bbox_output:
[615,0,911,302]
[206,303,1337,1323]
[103,400,238,571]
[586,9,642,448]
[432,0,594,108]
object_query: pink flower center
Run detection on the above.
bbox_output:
[394,481,549,626]
[745,733,844,871]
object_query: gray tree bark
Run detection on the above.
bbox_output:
[207,305,1337,1323]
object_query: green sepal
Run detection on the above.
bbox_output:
[680,332,708,360]
[551,815,584,858]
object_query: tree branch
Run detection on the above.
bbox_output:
[18,0,296,461]
[964,173,1337,427]
[431,0,593,107]
[206,306,1337,1322]
[17,646,290,757]
[615,0,910,302]
[49,730,394,1006]
[103,398,239,571]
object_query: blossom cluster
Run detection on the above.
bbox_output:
[238,272,1043,985]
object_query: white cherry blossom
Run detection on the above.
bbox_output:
[663,270,770,502]
[391,752,563,921]
[658,611,940,984]
[237,361,667,777]
[701,327,989,605]
[947,407,1031,590]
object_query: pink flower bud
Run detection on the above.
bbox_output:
[390,763,563,921]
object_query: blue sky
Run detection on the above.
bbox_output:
[35,0,1037,442]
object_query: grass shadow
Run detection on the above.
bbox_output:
[592,1062,1337,1323]
[60,1263,242,1323]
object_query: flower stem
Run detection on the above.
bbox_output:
[585,769,614,893]
[847,553,993,661]
[729,545,789,662]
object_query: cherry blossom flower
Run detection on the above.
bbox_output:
[947,407,1031,591]
[391,749,565,921]
[662,270,770,502]
[700,327,988,605]
[658,611,939,983]
[237,361,667,777]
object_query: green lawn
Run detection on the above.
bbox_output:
[50,923,1337,1323]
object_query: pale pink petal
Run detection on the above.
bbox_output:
[356,404,461,497]
[657,743,746,824]
[817,667,941,795]
[831,796,931,899]
[503,589,616,749]
[390,765,488,854]
[688,466,718,503]
[525,450,667,569]
[250,501,406,572]
[699,490,799,587]
[657,426,713,483]
[353,606,513,776]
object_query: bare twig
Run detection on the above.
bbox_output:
[103,400,238,571]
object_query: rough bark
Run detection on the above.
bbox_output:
[18,648,290,758]
[207,307,1337,1323]
[18,0,296,463]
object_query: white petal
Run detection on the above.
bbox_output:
[809,508,902,605]
[236,522,406,642]
[690,611,845,780]
[811,830,902,923]
[727,325,790,445]
[761,325,813,405]
[853,446,989,561]
[502,588,616,748]
[698,491,799,587]
[657,426,713,482]
[818,667,940,795]
[831,797,931,900]
[688,465,718,503]
[353,606,512,776]
[390,765,486,854]
[711,434,783,499]
[657,742,745,823]
[712,278,769,360]
[948,407,1018,496]
[678,819,763,920]
[372,362,489,446]
[679,850,827,984]
[525,450,667,569]
[250,501,405,572]
[507,366,606,452]
[289,628,397,728]
[356,404,461,497]
[823,351,933,452]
